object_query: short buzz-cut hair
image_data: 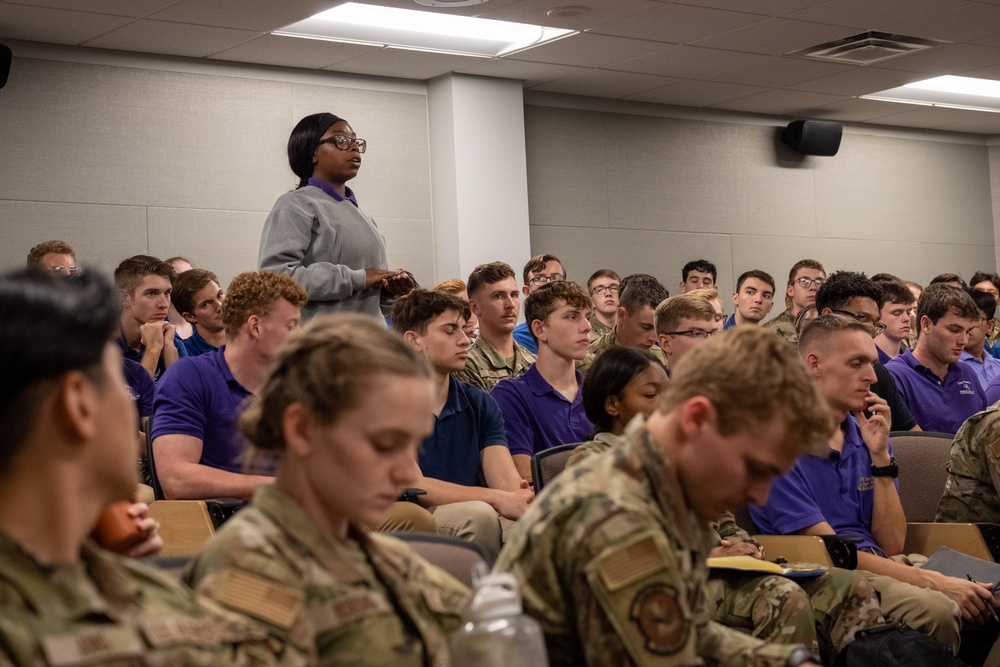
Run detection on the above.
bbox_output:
[815,271,883,313]
[391,289,470,336]
[787,259,825,286]
[929,273,967,288]
[682,259,717,283]
[965,287,997,321]
[433,278,467,295]
[113,255,175,297]
[522,253,563,285]
[524,281,592,343]
[587,269,621,290]
[798,313,876,354]
[467,261,516,299]
[917,283,979,327]
[654,292,716,335]
[171,269,220,316]
[619,274,670,315]
[879,279,916,307]
[26,240,75,269]
[735,270,775,293]
[662,326,833,456]
[222,272,308,340]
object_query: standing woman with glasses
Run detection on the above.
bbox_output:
[259,112,414,321]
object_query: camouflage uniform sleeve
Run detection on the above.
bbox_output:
[713,513,759,547]
[452,368,488,392]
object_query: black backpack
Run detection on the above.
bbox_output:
[835,622,971,667]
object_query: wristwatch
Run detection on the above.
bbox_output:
[785,647,821,667]
[871,456,899,478]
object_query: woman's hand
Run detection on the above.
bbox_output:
[365,267,402,289]
[382,270,416,296]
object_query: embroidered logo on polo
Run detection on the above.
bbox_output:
[958,380,977,396]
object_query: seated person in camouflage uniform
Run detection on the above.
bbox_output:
[187,314,469,666]
[581,273,670,372]
[970,271,1000,357]
[495,327,836,667]
[763,259,825,345]
[587,268,620,342]
[454,261,535,392]
[937,402,1000,523]
[571,337,882,665]
[0,268,293,666]
[392,289,533,560]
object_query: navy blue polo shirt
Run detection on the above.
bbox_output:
[176,327,218,358]
[123,358,154,419]
[118,329,188,383]
[420,377,508,487]
[491,364,593,458]
[885,349,985,434]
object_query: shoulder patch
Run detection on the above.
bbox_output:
[41,626,144,666]
[629,584,688,655]
[213,570,303,630]
[597,535,668,592]
[307,591,392,634]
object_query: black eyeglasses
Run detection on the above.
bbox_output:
[664,329,718,339]
[590,285,619,296]
[831,309,887,336]
[528,274,565,287]
[793,277,825,288]
[318,134,367,153]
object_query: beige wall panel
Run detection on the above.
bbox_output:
[530,225,734,295]
[0,200,146,274]
[524,106,610,228]
[377,217,435,288]
[990,146,1000,271]
[147,207,267,289]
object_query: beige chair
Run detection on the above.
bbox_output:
[890,430,954,523]
[531,443,580,491]
[147,500,217,558]
[392,533,490,587]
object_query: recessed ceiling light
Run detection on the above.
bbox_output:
[862,75,1000,114]
[547,5,591,18]
[414,0,488,7]
[273,2,577,58]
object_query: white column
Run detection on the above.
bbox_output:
[427,73,532,285]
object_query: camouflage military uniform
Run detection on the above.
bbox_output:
[580,330,666,374]
[453,335,535,392]
[187,485,469,667]
[0,530,290,666]
[762,310,797,345]
[495,418,808,667]
[989,319,1000,349]
[936,403,1000,522]
[588,315,612,343]
[566,431,883,664]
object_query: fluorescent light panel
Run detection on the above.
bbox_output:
[273,3,576,58]
[861,75,1000,114]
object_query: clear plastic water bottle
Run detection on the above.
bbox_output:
[449,572,550,667]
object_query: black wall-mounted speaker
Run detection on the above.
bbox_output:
[781,120,842,156]
[0,43,10,90]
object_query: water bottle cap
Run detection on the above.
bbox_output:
[466,573,523,620]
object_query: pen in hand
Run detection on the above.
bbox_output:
[967,574,999,623]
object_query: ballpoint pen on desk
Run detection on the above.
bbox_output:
[966,574,1000,623]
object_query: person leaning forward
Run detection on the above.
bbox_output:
[494,326,834,667]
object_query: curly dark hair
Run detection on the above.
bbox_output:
[815,271,883,312]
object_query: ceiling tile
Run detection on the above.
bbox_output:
[885,3,1000,43]
[691,18,857,55]
[788,66,928,96]
[0,3,133,44]
[934,115,1000,135]
[702,55,853,87]
[711,88,849,114]
[323,48,478,80]
[351,0,525,17]
[863,104,992,130]
[6,0,179,17]
[605,45,769,77]
[787,0,969,31]
[530,69,681,98]
[457,58,589,86]
[83,19,259,57]
[507,33,671,68]
[971,32,1000,49]
[478,0,665,32]
[808,97,928,122]
[962,63,1000,79]
[150,0,334,32]
[676,0,830,17]
[210,34,381,69]
[624,79,768,105]
[589,3,767,45]
[877,43,1000,74]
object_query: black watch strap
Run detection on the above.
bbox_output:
[871,456,898,478]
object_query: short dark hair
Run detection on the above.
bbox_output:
[467,262,516,299]
[26,240,75,268]
[522,253,563,285]
[879,279,916,307]
[917,283,979,326]
[113,255,175,297]
[0,269,118,475]
[735,270,775,293]
[287,112,344,189]
[965,287,997,321]
[870,272,902,283]
[787,259,824,286]
[929,273,967,288]
[815,271,883,312]
[583,346,660,434]
[970,271,1000,295]
[171,268,220,316]
[619,274,670,315]
[524,281,592,344]
[391,289,470,336]
[682,260,716,283]
[588,269,621,290]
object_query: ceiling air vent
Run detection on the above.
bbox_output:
[787,31,949,65]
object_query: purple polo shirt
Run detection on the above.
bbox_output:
[151,346,257,474]
[307,176,359,207]
[490,364,593,458]
[960,350,1000,393]
[750,414,896,554]
[885,348,985,435]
